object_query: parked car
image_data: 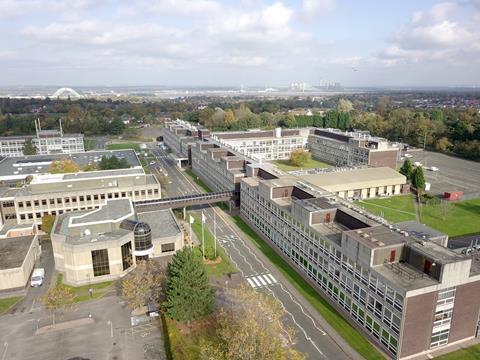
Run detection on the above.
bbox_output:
[149,161,156,165]
[404,154,413,158]
[462,248,473,255]
[429,166,439,171]
[30,268,45,287]
[414,161,423,167]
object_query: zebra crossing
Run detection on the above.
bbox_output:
[246,273,278,289]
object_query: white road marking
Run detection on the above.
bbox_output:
[246,278,256,288]
[267,274,277,283]
[252,276,262,287]
[257,275,267,286]
[263,274,272,284]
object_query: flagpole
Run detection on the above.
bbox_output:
[201,212,205,260]
[214,211,217,259]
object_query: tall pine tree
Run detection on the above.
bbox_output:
[164,248,214,322]
[412,166,426,191]
[399,159,414,180]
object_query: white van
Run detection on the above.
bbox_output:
[30,268,45,287]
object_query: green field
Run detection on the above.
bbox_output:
[190,213,236,278]
[83,138,96,151]
[359,195,480,237]
[231,215,385,360]
[0,296,23,315]
[270,158,330,172]
[420,198,480,237]
[106,143,140,151]
[56,274,114,303]
[185,169,212,193]
[359,195,417,223]
[435,344,480,360]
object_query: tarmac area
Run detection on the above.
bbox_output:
[399,150,480,195]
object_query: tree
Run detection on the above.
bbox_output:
[50,159,80,173]
[121,260,165,310]
[203,285,306,360]
[98,155,130,170]
[336,98,353,113]
[109,118,125,135]
[41,284,76,326]
[163,248,214,322]
[41,214,56,235]
[435,137,453,152]
[23,138,37,155]
[289,149,311,167]
[412,166,426,191]
[224,109,236,128]
[399,159,414,180]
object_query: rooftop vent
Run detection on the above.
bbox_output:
[84,229,91,236]
[377,241,385,247]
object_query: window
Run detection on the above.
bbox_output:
[161,243,175,253]
[121,242,133,271]
[91,249,110,277]
[431,329,449,348]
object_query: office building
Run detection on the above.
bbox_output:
[240,168,480,359]
[0,119,84,157]
[190,141,247,193]
[0,167,161,230]
[0,223,39,291]
[51,198,183,286]
[308,128,399,169]
[211,127,310,162]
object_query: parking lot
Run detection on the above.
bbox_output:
[399,150,480,195]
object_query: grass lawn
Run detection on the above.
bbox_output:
[0,296,23,315]
[231,215,385,360]
[359,195,417,223]
[164,316,220,360]
[270,158,330,172]
[435,344,480,360]
[185,169,212,193]
[190,213,236,278]
[419,198,480,238]
[83,138,96,151]
[106,142,140,151]
[56,273,114,303]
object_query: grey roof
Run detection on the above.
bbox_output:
[0,150,140,179]
[0,235,36,270]
[70,199,133,225]
[0,222,34,237]
[395,221,447,240]
[137,209,181,238]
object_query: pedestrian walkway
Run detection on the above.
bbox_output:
[246,273,278,289]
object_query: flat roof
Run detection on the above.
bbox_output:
[0,236,36,270]
[0,150,141,179]
[396,221,447,241]
[299,167,406,192]
[344,225,406,249]
[70,199,133,226]
[137,209,181,238]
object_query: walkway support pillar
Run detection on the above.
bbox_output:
[183,207,186,220]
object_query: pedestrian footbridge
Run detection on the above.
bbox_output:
[134,191,238,212]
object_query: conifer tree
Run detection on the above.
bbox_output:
[412,166,426,191]
[163,248,214,322]
[399,158,414,180]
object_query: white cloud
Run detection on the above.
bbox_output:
[0,0,95,17]
[301,0,335,19]
[147,0,221,15]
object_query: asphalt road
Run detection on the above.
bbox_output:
[150,145,357,360]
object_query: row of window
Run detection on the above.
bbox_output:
[241,189,401,356]
[17,188,160,208]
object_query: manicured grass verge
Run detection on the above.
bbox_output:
[435,344,480,360]
[419,198,480,238]
[56,273,113,303]
[270,158,330,172]
[83,138,96,151]
[106,142,140,151]
[0,296,23,315]
[231,215,385,360]
[190,213,236,278]
[164,316,219,360]
[185,169,212,193]
[359,195,416,223]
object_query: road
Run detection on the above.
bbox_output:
[149,145,357,360]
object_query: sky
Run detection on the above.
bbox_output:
[1,0,480,87]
